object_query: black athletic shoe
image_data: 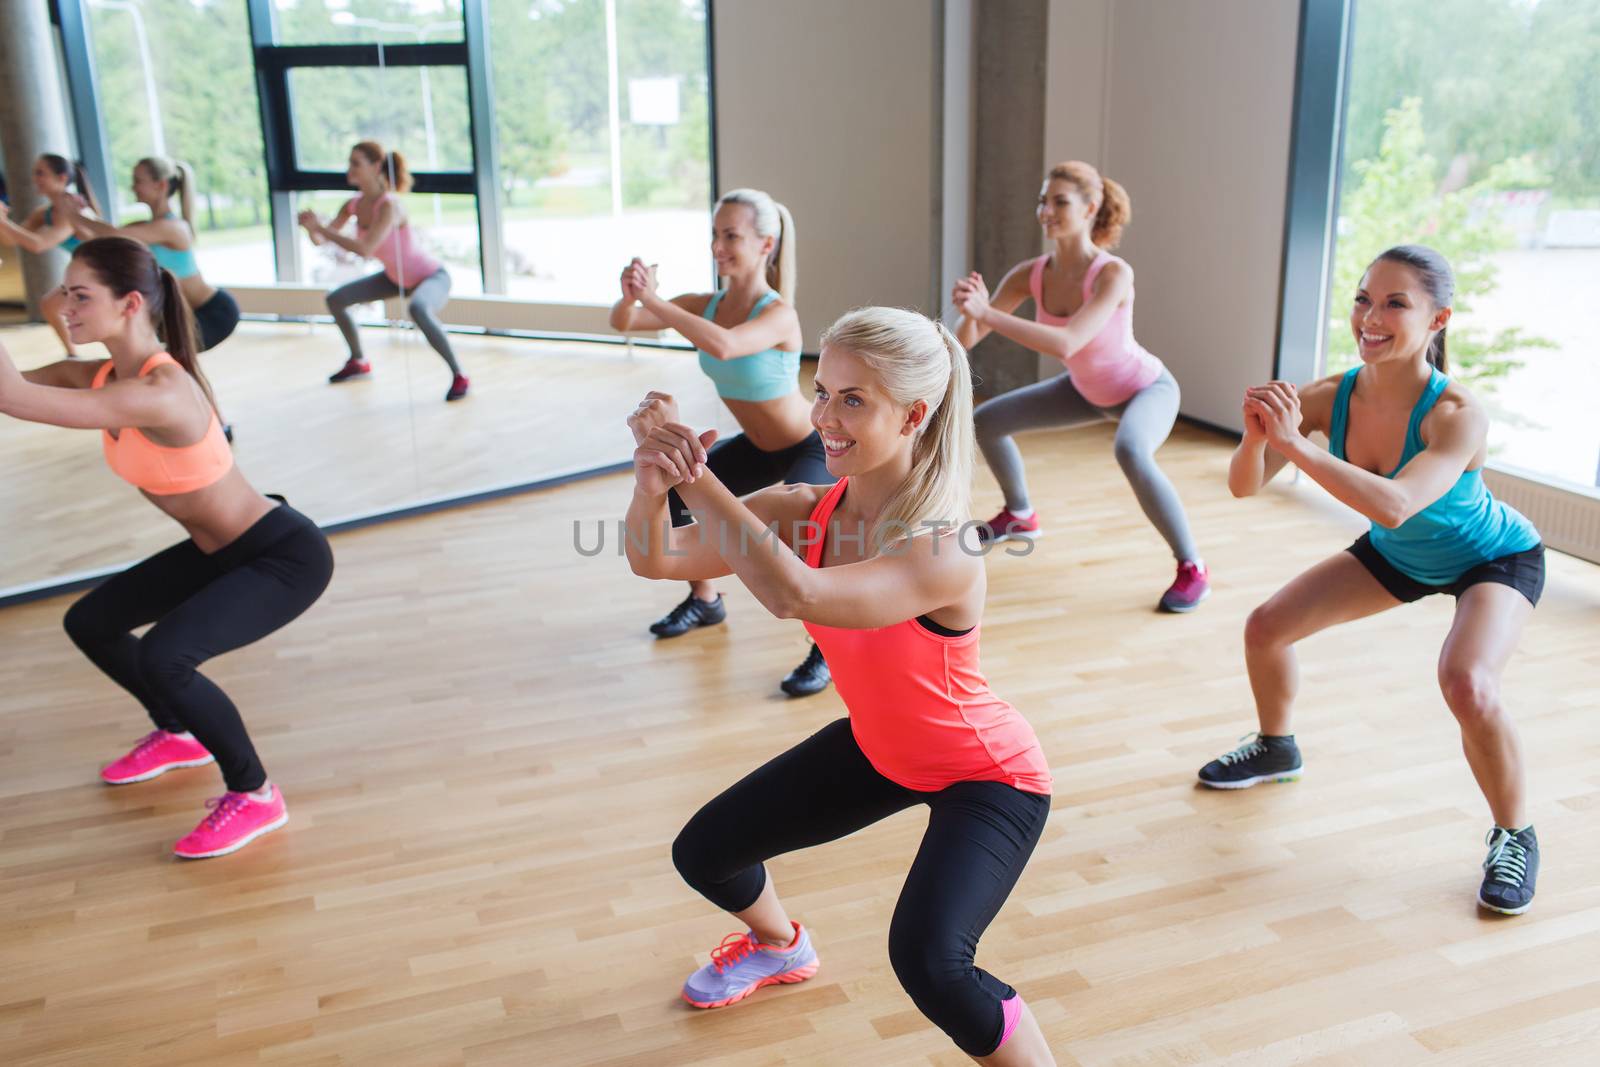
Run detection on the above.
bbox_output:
[649,594,726,638]
[780,644,831,698]
[1197,732,1303,789]
[1478,825,1539,915]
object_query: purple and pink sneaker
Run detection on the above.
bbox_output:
[100,730,215,785]
[173,785,289,859]
[1159,560,1211,613]
[681,921,819,1009]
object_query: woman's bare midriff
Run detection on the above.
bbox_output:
[142,468,279,554]
[722,392,814,452]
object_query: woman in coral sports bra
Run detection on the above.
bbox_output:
[0,237,334,860]
[623,307,1056,1065]
[953,160,1209,613]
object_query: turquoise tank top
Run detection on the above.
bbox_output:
[697,290,801,402]
[1329,366,1539,585]
[42,206,80,252]
[150,214,199,278]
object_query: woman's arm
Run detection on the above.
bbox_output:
[302,200,371,255]
[633,271,798,358]
[22,358,102,389]
[68,210,190,249]
[0,204,68,254]
[0,343,190,431]
[1229,377,1335,496]
[1254,381,1483,527]
[953,262,1030,349]
[962,258,1133,363]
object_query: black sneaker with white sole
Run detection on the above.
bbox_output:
[649,594,727,638]
[1197,732,1303,789]
[1478,825,1539,915]
[779,643,831,698]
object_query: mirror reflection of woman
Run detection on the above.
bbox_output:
[62,157,240,357]
[0,154,103,358]
[610,188,834,697]
[297,140,470,402]
[0,236,334,861]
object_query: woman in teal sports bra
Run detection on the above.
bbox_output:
[1198,245,1546,917]
[610,188,836,698]
[61,157,240,355]
[0,154,101,358]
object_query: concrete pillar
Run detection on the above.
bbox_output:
[972,0,1048,398]
[0,0,77,318]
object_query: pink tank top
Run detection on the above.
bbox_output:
[354,193,441,288]
[1030,251,1162,407]
[800,479,1052,795]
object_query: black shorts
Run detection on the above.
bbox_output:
[1347,533,1545,607]
[667,430,834,527]
[193,288,240,353]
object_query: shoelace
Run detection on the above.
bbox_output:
[800,644,825,671]
[666,597,709,626]
[709,931,760,974]
[1217,732,1268,766]
[199,793,252,831]
[1483,828,1529,885]
[129,730,169,757]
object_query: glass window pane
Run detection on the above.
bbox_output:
[271,0,463,45]
[294,191,481,295]
[84,0,271,287]
[288,66,473,173]
[490,0,713,305]
[1327,0,1600,491]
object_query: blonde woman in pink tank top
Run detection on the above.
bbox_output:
[953,161,1209,613]
[297,141,470,402]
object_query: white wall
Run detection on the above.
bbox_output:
[714,0,941,351]
[1046,0,1301,430]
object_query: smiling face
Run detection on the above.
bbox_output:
[710,201,772,280]
[60,258,138,347]
[347,148,382,189]
[1351,258,1451,365]
[131,163,166,208]
[810,345,925,478]
[1036,177,1095,243]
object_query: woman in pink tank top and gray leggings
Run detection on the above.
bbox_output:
[297,141,470,402]
[954,161,1208,612]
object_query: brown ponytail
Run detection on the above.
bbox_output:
[1046,160,1130,249]
[40,153,102,217]
[72,236,214,409]
[353,140,414,194]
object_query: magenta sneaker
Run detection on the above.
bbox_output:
[1159,560,1211,612]
[173,785,288,859]
[100,730,215,785]
[976,508,1042,545]
[681,921,819,1009]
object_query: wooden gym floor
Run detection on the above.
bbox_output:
[2,386,1599,1064]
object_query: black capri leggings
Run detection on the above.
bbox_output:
[672,718,1050,1056]
[193,288,241,353]
[668,429,833,527]
[63,501,334,793]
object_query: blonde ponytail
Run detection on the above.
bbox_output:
[137,156,196,227]
[716,187,797,303]
[819,308,973,550]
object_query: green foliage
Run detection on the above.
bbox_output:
[1327,99,1556,388]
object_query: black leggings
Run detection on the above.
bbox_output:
[668,429,833,527]
[672,718,1050,1056]
[63,502,334,793]
[193,289,240,353]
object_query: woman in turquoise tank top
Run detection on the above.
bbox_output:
[610,188,836,698]
[0,154,101,358]
[1197,246,1546,916]
[61,157,240,356]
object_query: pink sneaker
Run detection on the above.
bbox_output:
[173,785,289,859]
[1159,560,1211,612]
[976,508,1042,545]
[100,730,215,785]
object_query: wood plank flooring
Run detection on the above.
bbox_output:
[2,412,1599,1065]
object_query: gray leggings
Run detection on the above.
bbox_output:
[326,268,463,376]
[974,368,1199,562]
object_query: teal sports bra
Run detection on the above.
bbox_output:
[150,214,199,278]
[697,290,801,402]
[42,206,80,253]
[1329,366,1539,585]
